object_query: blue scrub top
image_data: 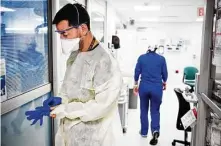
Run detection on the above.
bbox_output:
[134,52,168,85]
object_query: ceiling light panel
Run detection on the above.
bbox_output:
[134,5,161,11]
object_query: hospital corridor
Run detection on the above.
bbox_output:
[117,51,197,146]
[1,0,221,146]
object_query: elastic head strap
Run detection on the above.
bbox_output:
[73,4,80,25]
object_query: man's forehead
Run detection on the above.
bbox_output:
[56,20,70,30]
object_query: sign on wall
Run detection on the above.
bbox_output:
[197,7,204,17]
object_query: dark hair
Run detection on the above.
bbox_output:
[52,3,90,30]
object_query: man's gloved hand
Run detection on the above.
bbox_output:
[43,97,62,108]
[25,97,61,126]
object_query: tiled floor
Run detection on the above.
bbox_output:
[118,52,194,146]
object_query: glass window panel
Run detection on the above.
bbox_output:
[1,94,51,146]
[1,0,49,99]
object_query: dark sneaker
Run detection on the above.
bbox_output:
[149,131,159,145]
[139,131,147,138]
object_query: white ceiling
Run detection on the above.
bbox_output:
[110,0,205,23]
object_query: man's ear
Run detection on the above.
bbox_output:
[80,24,89,35]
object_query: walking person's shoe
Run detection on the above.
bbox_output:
[139,131,147,138]
[149,131,159,145]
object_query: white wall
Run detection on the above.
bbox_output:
[116,22,203,86]
[106,2,126,47]
[106,4,117,44]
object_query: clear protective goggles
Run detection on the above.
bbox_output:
[55,26,78,35]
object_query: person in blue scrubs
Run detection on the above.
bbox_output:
[134,46,168,145]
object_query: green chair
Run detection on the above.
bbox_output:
[183,67,199,92]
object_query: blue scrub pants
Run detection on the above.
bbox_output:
[139,83,163,135]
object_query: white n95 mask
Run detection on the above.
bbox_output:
[61,38,80,55]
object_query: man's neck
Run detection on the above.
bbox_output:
[80,32,95,52]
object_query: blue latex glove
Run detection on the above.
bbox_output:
[43,97,62,108]
[25,97,61,126]
[35,106,51,116]
[25,109,44,126]
[25,106,50,126]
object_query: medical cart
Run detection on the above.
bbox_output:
[118,84,129,133]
